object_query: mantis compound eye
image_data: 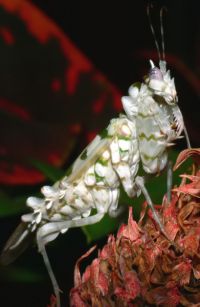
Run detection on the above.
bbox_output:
[149,66,163,81]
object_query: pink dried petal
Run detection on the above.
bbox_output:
[47,295,57,307]
[145,244,162,269]
[166,287,181,306]
[100,235,116,260]
[70,289,86,307]
[74,245,96,286]
[89,258,100,284]
[174,185,200,198]
[173,174,200,198]
[117,207,141,242]
[163,195,180,240]
[97,267,109,295]
[178,202,196,227]
[193,264,200,279]
[178,232,200,256]
[82,265,91,283]
[173,148,200,170]
[114,271,140,301]
[86,258,109,296]
[171,260,192,286]
[146,286,181,306]
[165,220,180,241]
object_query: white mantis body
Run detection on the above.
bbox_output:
[0,10,190,307]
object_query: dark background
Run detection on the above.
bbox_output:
[0,1,200,306]
[31,0,200,145]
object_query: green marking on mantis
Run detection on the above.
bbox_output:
[118,135,131,141]
[119,148,128,154]
[100,128,111,139]
[80,149,88,160]
[139,133,164,141]
[94,172,105,183]
[132,82,141,89]
[97,157,108,166]
[143,153,155,161]
[65,164,73,176]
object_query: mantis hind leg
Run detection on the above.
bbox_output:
[135,176,167,236]
[167,160,173,203]
[184,125,191,149]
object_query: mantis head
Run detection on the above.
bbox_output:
[147,59,177,105]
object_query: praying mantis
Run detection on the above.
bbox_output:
[0,7,190,307]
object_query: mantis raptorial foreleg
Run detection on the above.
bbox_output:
[37,212,105,243]
[38,244,61,307]
[37,211,105,307]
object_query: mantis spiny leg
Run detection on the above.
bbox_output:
[37,211,105,307]
[135,176,166,235]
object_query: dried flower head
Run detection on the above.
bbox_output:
[70,148,200,306]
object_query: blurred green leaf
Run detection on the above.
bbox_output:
[82,214,120,243]
[145,149,193,204]
[0,191,27,217]
[0,160,67,218]
[30,159,65,182]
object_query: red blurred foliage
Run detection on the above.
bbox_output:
[0,98,31,121]
[70,148,200,306]
[47,295,57,307]
[92,94,107,114]
[51,79,62,92]
[0,26,15,45]
[0,0,121,185]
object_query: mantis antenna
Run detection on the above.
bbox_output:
[147,4,161,61]
[160,7,167,61]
